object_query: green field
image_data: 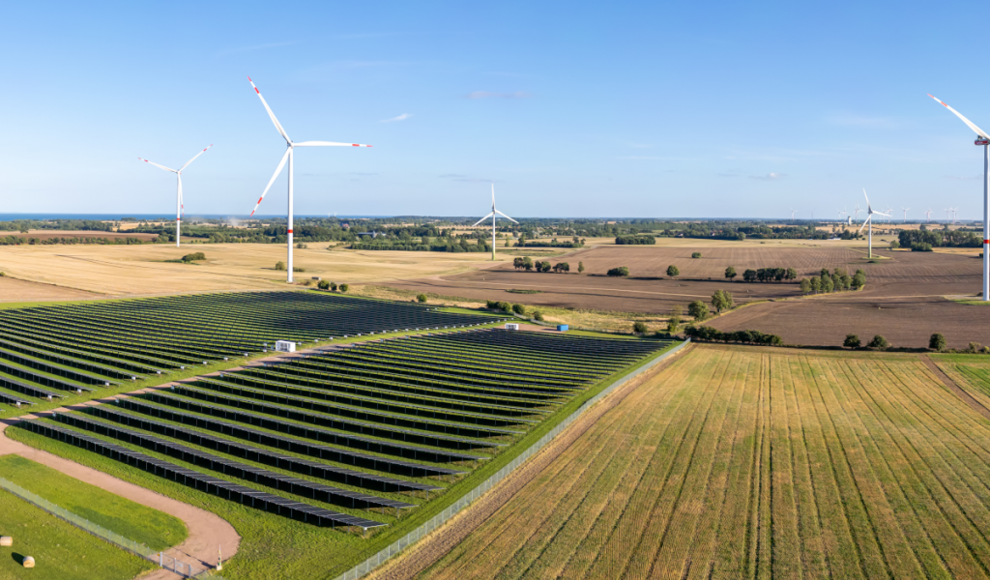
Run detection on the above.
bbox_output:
[0,487,155,580]
[413,345,990,579]
[0,456,186,551]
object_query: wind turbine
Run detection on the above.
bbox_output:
[929,93,990,300]
[902,207,910,222]
[853,204,862,220]
[884,206,894,223]
[138,145,213,248]
[858,189,890,258]
[246,77,372,283]
[473,183,518,260]
[789,208,797,220]
[926,208,932,223]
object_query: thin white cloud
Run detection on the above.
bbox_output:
[214,41,301,58]
[465,91,531,99]
[750,172,784,180]
[380,113,412,123]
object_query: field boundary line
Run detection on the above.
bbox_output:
[337,339,693,580]
[919,355,990,421]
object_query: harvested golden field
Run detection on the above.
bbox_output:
[414,345,990,580]
[0,275,106,302]
[0,243,501,297]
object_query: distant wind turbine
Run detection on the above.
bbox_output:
[246,76,372,283]
[925,208,932,222]
[902,207,910,222]
[138,144,213,248]
[929,93,990,300]
[858,189,890,259]
[789,208,797,220]
[473,184,518,260]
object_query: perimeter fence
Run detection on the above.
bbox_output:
[333,338,690,580]
[0,475,223,579]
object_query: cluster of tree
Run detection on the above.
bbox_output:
[181,252,206,262]
[352,238,493,253]
[684,326,784,345]
[615,235,656,245]
[485,300,527,315]
[0,219,115,232]
[516,237,583,248]
[0,235,149,246]
[898,229,982,248]
[512,257,571,272]
[842,334,889,350]
[740,267,798,283]
[316,280,348,292]
[799,268,865,294]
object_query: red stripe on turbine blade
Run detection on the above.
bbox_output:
[287,229,293,234]
[247,76,252,82]
[255,88,260,94]
[257,197,263,204]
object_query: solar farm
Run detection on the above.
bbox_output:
[0,291,506,411]
[0,289,676,578]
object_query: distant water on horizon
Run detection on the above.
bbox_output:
[0,213,390,221]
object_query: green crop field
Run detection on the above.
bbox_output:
[0,456,187,551]
[415,345,990,580]
[0,486,155,580]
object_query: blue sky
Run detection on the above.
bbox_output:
[2,0,989,219]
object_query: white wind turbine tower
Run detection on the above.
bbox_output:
[929,93,990,300]
[789,208,797,220]
[858,189,890,259]
[853,204,862,220]
[246,77,372,283]
[138,145,213,248]
[925,208,932,222]
[902,207,910,222]
[473,183,518,261]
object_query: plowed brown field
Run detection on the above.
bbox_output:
[388,245,982,314]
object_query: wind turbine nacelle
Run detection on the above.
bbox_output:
[977,138,990,146]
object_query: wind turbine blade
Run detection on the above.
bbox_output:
[862,188,872,212]
[293,141,373,147]
[494,209,519,224]
[928,94,990,140]
[874,211,891,217]
[179,144,214,172]
[248,76,292,144]
[250,148,290,217]
[858,215,871,235]
[473,212,494,227]
[138,157,177,173]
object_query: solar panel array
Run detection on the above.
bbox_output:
[0,291,505,408]
[20,328,672,531]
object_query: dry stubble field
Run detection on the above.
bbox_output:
[0,243,501,299]
[413,345,990,580]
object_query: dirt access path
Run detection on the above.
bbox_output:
[0,411,240,580]
[364,343,693,580]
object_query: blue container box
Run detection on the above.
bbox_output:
[557,325,569,332]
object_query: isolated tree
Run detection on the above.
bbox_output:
[725,266,737,281]
[417,294,428,303]
[553,262,570,273]
[800,278,812,294]
[633,321,648,334]
[318,280,330,290]
[275,261,286,271]
[929,333,947,352]
[666,265,680,278]
[512,303,526,315]
[843,334,861,348]
[711,289,734,313]
[339,284,349,293]
[688,300,708,321]
[691,252,702,259]
[868,335,889,350]
[578,261,585,274]
[607,266,630,277]
[667,305,682,333]
[533,311,544,321]
[330,282,338,291]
